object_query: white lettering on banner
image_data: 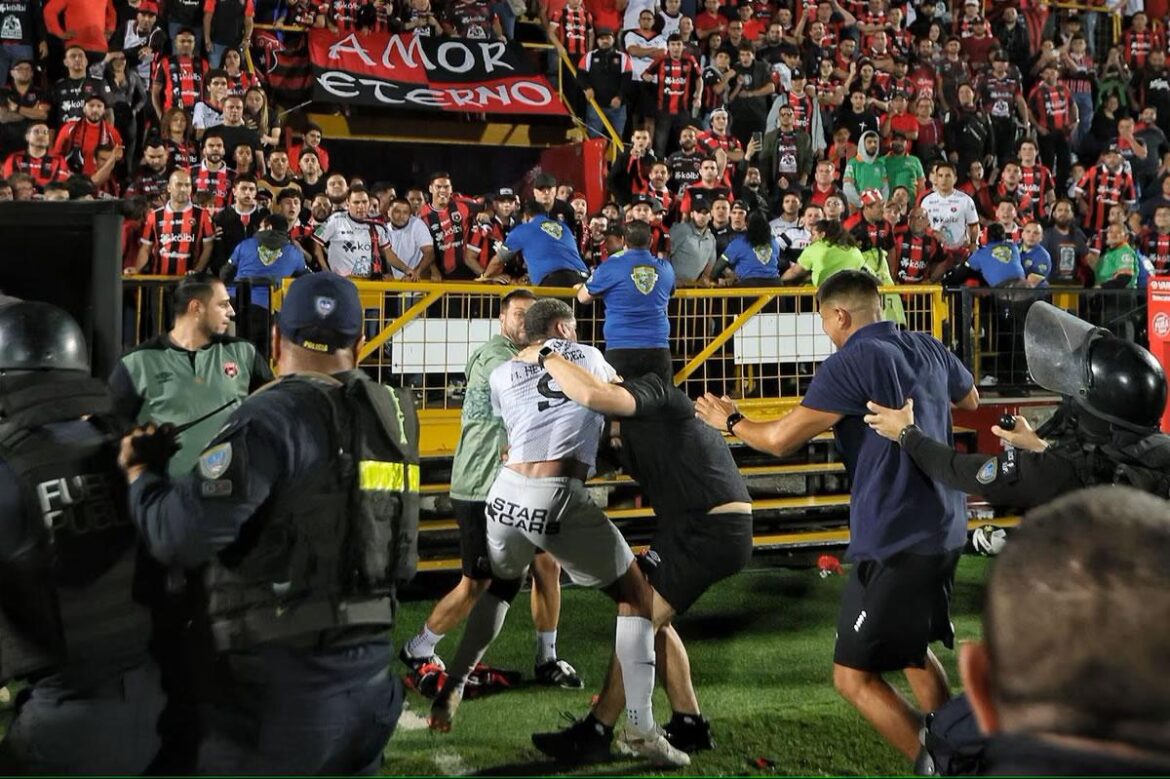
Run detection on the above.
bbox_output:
[328,33,375,66]
[383,33,428,69]
[315,69,556,109]
[437,42,473,73]
[376,36,514,75]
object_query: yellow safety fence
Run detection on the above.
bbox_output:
[265,280,948,456]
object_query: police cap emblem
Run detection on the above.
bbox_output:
[314,296,336,318]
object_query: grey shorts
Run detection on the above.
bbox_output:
[485,468,634,589]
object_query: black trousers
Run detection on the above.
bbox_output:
[1037,130,1072,196]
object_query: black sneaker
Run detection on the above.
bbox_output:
[532,714,614,763]
[664,714,715,752]
[534,659,585,689]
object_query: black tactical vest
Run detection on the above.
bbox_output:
[0,375,149,683]
[204,371,420,652]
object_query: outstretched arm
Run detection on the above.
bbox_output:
[515,348,637,417]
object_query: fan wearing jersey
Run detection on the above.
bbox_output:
[429,299,689,768]
[920,162,979,267]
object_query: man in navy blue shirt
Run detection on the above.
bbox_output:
[695,270,978,763]
[478,201,590,286]
[579,221,676,381]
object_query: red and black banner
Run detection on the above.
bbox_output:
[308,30,569,116]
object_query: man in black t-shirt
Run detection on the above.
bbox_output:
[523,355,753,764]
[51,45,104,126]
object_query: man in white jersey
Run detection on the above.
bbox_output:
[428,299,688,768]
[920,162,980,268]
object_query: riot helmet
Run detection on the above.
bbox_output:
[1025,302,1167,433]
[0,301,90,374]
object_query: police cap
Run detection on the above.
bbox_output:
[277,273,363,353]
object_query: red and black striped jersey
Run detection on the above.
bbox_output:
[1076,165,1136,233]
[784,91,814,132]
[189,162,234,209]
[843,212,894,252]
[126,168,172,204]
[891,230,945,282]
[167,141,199,171]
[908,65,938,102]
[468,214,517,260]
[1027,82,1073,133]
[1139,228,1170,274]
[225,70,258,96]
[153,55,208,111]
[678,182,732,214]
[444,0,498,39]
[551,5,593,59]
[1017,163,1053,210]
[993,181,1036,223]
[418,199,476,278]
[1123,28,1163,70]
[318,0,360,30]
[1061,52,1094,94]
[695,130,742,187]
[140,202,215,275]
[1,151,70,187]
[647,54,700,114]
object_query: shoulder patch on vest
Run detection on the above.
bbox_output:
[199,443,233,480]
[976,458,997,485]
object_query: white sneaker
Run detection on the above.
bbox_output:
[617,725,692,767]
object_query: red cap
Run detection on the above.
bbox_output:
[137,0,160,14]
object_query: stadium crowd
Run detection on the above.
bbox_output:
[0,0,1164,300]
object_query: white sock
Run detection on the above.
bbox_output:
[615,615,656,735]
[535,630,558,664]
[406,624,444,659]
[447,594,511,693]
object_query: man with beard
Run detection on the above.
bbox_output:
[52,93,121,176]
[737,166,768,214]
[259,149,298,203]
[843,130,887,208]
[125,138,172,207]
[324,172,349,211]
[776,203,822,267]
[643,161,676,216]
[890,207,947,283]
[2,121,69,189]
[1040,198,1090,285]
[577,29,632,140]
[666,124,705,192]
[769,190,802,235]
[844,188,894,253]
[313,186,415,280]
[1026,62,1076,191]
[385,196,436,279]
[761,103,813,195]
[669,198,717,284]
[881,133,925,202]
[678,156,733,215]
[696,107,744,187]
[295,149,325,200]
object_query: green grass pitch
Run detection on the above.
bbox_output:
[382,555,990,776]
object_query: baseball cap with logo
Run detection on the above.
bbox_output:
[860,189,884,206]
[277,273,363,353]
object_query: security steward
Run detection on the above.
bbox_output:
[108,273,272,773]
[863,301,1170,509]
[578,220,676,383]
[118,273,420,774]
[0,301,165,774]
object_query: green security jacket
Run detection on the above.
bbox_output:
[450,334,519,502]
[109,334,273,476]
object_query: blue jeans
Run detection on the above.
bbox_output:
[168,22,203,54]
[1072,91,1094,153]
[0,43,34,81]
[586,102,626,140]
[493,1,517,38]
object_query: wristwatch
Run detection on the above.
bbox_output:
[898,423,919,447]
[726,411,745,434]
[538,345,555,369]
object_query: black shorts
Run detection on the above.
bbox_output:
[833,549,961,673]
[643,510,753,614]
[452,499,492,580]
[605,347,673,383]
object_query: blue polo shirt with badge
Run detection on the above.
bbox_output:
[503,214,588,284]
[801,320,973,561]
[721,235,783,280]
[967,240,1026,287]
[585,248,675,349]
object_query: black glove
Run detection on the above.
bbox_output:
[128,423,180,472]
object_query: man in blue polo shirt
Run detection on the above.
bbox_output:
[694,270,978,764]
[478,200,589,286]
[578,220,675,382]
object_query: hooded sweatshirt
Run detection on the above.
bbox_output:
[843,131,889,208]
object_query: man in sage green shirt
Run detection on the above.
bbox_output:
[400,289,583,716]
[109,275,272,476]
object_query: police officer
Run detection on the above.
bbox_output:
[863,301,1170,509]
[119,273,420,774]
[578,220,676,382]
[0,301,165,774]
